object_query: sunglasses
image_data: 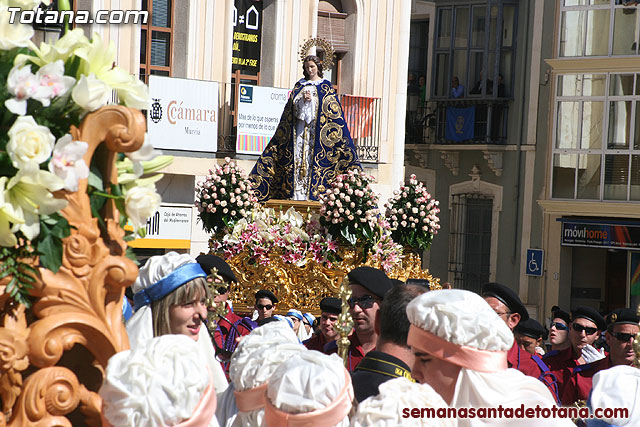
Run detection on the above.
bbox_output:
[572,323,598,335]
[551,322,569,331]
[611,331,636,342]
[256,304,273,310]
[216,287,228,295]
[347,295,376,310]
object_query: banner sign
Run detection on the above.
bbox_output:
[561,220,640,249]
[148,76,219,152]
[128,206,192,249]
[445,106,475,142]
[232,0,262,73]
[236,84,289,154]
[342,95,377,139]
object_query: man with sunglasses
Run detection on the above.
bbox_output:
[605,307,639,367]
[196,254,256,373]
[255,289,278,321]
[303,297,341,352]
[545,306,608,405]
[325,266,393,371]
[482,282,561,404]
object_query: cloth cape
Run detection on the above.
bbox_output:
[249,78,361,201]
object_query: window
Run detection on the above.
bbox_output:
[409,20,430,83]
[448,195,493,293]
[140,0,174,83]
[559,1,640,57]
[433,2,517,99]
[552,73,640,201]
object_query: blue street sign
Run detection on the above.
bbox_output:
[526,249,544,277]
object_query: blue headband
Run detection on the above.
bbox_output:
[286,310,303,321]
[302,313,315,325]
[133,263,206,311]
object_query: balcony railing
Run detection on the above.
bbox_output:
[406,99,510,145]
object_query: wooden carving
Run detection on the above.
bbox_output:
[0,106,145,426]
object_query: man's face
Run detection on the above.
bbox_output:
[606,323,639,366]
[411,351,461,404]
[452,77,459,87]
[255,297,275,320]
[320,312,339,341]
[549,317,569,346]
[569,318,599,353]
[515,333,540,356]
[348,284,381,335]
[484,296,520,331]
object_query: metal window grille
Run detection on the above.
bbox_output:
[448,194,493,293]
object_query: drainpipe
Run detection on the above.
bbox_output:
[512,0,531,261]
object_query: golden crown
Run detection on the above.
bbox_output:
[299,37,335,71]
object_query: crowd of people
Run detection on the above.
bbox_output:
[103,251,639,426]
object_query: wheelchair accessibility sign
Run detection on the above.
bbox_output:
[526,249,544,277]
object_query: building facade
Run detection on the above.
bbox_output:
[57,0,413,258]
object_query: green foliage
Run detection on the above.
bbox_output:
[0,245,39,308]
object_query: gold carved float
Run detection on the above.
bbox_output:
[0,106,143,426]
[214,200,441,315]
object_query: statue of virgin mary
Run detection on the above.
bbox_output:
[249,54,361,201]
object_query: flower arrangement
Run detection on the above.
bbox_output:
[210,206,340,267]
[0,8,162,307]
[195,157,258,234]
[385,174,440,252]
[318,169,382,255]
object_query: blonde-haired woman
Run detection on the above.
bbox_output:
[126,251,228,393]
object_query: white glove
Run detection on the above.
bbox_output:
[581,344,606,364]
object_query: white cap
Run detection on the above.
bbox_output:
[590,365,640,426]
[350,377,456,427]
[265,351,352,427]
[406,289,513,351]
[100,335,219,427]
[133,251,196,293]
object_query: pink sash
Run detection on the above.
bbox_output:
[408,325,508,373]
[234,383,268,412]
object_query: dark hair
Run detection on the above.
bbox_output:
[302,55,324,79]
[378,284,427,347]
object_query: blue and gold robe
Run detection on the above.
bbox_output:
[249,79,361,201]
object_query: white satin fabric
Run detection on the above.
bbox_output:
[350,377,455,427]
[265,351,350,427]
[100,335,219,427]
[406,289,513,351]
[451,368,573,426]
[217,322,305,427]
[133,251,195,293]
[589,365,640,426]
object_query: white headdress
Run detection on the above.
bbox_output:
[589,365,640,426]
[350,377,456,427]
[264,351,353,427]
[125,251,228,394]
[100,335,219,427]
[406,290,572,427]
[216,322,305,427]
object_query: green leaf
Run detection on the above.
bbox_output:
[125,247,139,264]
[88,169,104,191]
[37,235,63,273]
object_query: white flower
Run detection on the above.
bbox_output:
[48,134,89,192]
[37,60,76,103]
[112,70,151,109]
[125,185,161,232]
[6,164,67,240]
[0,177,24,247]
[0,4,34,50]
[5,65,42,116]
[7,115,55,169]
[16,28,90,67]
[126,133,162,177]
[72,73,111,111]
